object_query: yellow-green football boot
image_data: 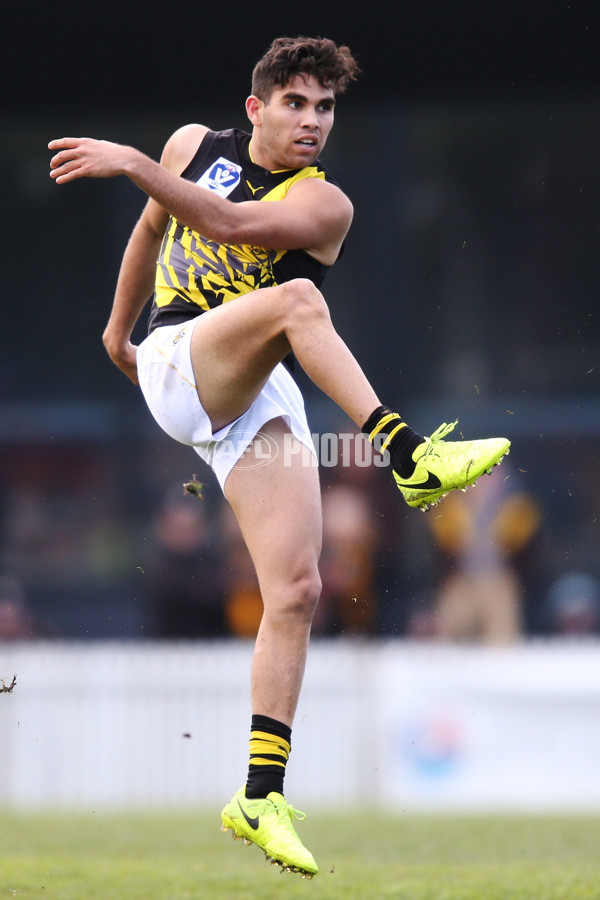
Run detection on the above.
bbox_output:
[393,420,511,510]
[221,786,318,878]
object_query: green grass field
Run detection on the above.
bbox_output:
[2,810,600,899]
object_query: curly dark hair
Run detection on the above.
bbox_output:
[251,36,361,101]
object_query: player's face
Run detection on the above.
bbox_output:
[248,75,336,170]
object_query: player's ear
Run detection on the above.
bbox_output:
[246,95,264,127]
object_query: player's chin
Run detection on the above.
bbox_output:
[291,143,320,165]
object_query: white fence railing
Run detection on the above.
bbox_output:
[1,640,600,811]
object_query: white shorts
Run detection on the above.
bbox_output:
[136,318,317,492]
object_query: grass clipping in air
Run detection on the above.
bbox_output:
[0,675,16,693]
[182,475,204,499]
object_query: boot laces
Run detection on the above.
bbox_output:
[428,420,458,444]
[271,796,307,826]
[286,805,306,823]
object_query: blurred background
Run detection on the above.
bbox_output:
[1,0,600,811]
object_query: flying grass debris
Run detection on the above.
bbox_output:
[1,675,17,693]
[183,475,204,499]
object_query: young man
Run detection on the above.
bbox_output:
[49,37,509,877]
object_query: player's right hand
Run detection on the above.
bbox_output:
[48,137,136,184]
[102,333,139,385]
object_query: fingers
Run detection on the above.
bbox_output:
[120,360,140,385]
[49,158,82,183]
[104,341,140,384]
[48,137,86,183]
[48,137,81,150]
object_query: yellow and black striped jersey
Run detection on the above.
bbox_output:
[147,128,342,333]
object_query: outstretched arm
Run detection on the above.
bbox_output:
[48,132,353,264]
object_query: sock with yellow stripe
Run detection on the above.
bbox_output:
[362,405,424,478]
[245,714,292,799]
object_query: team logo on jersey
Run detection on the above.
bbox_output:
[197,157,242,197]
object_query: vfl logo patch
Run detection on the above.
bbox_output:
[197,157,242,197]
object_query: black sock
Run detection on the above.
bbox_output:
[245,715,292,799]
[362,405,424,478]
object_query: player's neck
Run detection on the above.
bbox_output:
[248,135,278,172]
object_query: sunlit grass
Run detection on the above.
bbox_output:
[2,810,600,899]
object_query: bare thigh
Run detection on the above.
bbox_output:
[190,284,292,431]
[224,417,322,611]
[191,276,380,438]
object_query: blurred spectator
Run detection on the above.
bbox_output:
[544,571,600,636]
[218,503,264,638]
[148,488,228,638]
[0,574,56,640]
[402,589,439,640]
[314,482,378,635]
[310,420,401,636]
[425,465,541,643]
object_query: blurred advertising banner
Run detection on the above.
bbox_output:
[1,641,599,810]
[377,643,600,811]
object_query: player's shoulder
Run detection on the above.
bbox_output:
[160,123,211,175]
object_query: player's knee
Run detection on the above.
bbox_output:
[279,567,322,624]
[281,278,330,327]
